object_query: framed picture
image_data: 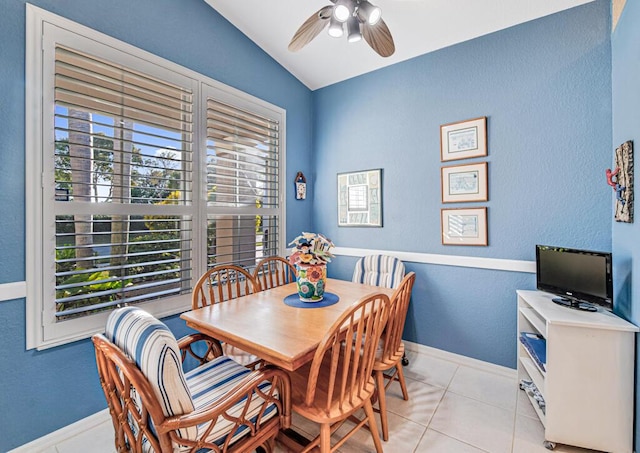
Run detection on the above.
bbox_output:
[441,162,488,203]
[441,207,487,246]
[440,117,487,161]
[612,140,633,223]
[337,169,382,227]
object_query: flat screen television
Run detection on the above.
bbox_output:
[536,245,613,312]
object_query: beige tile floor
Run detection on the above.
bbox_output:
[48,348,604,453]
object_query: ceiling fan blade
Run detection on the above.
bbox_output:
[288,5,333,52]
[362,18,395,57]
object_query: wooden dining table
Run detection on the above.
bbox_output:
[180,278,395,372]
[182,278,396,452]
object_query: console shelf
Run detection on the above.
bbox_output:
[517,290,637,452]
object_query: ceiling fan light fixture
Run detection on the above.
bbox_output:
[328,17,345,38]
[357,1,381,25]
[333,0,353,22]
[288,1,395,57]
[347,16,362,42]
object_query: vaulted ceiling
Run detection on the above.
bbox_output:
[205,0,595,90]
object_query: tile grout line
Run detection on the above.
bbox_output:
[444,387,518,414]
[510,385,519,453]
[411,363,460,452]
[426,427,494,453]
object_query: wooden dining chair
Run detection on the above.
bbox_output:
[93,306,291,453]
[287,292,391,453]
[192,264,262,367]
[373,271,416,441]
[253,256,297,291]
[352,254,411,368]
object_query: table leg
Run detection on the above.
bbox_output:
[277,428,311,453]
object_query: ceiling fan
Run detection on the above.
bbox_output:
[288,0,395,57]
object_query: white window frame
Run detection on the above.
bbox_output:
[25,5,286,350]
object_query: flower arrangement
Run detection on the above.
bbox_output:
[288,232,335,267]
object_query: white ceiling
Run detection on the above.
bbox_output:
[205,0,594,91]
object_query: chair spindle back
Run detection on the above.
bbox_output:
[253,256,297,291]
[304,292,391,414]
[379,272,416,363]
[192,265,259,309]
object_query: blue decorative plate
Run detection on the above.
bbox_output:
[283,292,339,308]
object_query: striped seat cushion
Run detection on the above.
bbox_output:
[352,255,406,289]
[185,355,279,448]
[105,307,197,445]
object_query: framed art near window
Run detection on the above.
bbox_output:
[441,207,487,246]
[337,169,382,227]
[440,117,487,161]
[441,162,488,203]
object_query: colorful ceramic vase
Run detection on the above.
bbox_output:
[295,263,327,302]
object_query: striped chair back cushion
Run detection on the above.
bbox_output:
[352,255,406,289]
[105,307,196,441]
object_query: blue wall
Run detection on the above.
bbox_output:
[0,0,622,449]
[611,0,640,449]
[314,0,612,366]
[0,0,313,450]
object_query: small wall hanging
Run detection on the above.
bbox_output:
[606,141,633,223]
[295,171,307,200]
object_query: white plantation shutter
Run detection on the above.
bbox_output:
[26,9,285,348]
[205,96,282,269]
[52,46,194,320]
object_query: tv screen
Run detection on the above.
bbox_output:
[536,245,613,311]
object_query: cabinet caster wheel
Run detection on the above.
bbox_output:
[401,355,409,366]
[543,440,556,450]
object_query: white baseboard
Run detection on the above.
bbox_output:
[9,409,111,453]
[404,340,517,379]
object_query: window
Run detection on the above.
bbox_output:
[26,6,285,349]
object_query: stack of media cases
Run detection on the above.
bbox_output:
[519,332,546,371]
[519,332,547,414]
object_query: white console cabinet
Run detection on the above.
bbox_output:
[517,290,637,452]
